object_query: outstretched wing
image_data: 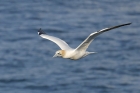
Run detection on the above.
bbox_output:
[75,23,131,51]
[38,28,72,50]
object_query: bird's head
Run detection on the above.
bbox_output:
[53,50,65,58]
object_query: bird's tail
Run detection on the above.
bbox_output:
[83,51,97,57]
[88,52,97,54]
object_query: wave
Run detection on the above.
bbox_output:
[0,78,28,83]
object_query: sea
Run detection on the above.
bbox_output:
[0,0,140,93]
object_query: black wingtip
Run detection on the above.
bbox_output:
[116,22,132,28]
[38,28,46,35]
[124,22,132,25]
[117,22,132,27]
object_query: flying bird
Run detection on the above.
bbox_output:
[38,23,131,60]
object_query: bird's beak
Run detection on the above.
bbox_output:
[53,54,57,58]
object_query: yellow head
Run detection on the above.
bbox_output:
[53,50,66,58]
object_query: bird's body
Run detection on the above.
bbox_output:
[51,49,94,60]
[61,50,94,60]
[38,23,131,60]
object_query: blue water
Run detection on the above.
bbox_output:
[0,0,140,93]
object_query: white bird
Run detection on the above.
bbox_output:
[38,23,131,60]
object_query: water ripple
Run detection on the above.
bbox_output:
[0,78,28,83]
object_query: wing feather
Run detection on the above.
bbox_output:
[38,28,72,50]
[75,23,131,51]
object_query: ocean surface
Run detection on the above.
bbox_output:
[0,0,140,93]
